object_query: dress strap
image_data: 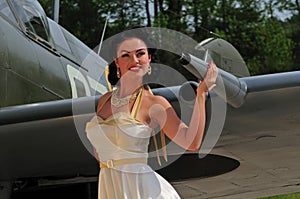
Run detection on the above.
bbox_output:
[160,129,167,162]
[104,66,113,92]
[130,87,144,118]
[151,130,161,166]
[144,86,168,166]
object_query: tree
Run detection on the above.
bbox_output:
[247,18,293,74]
[38,0,298,75]
[210,0,263,74]
[183,0,218,41]
[92,0,146,36]
[145,0,151,26]
[264,0,300,18]
[39,0,104,48]
[284,14,300,70]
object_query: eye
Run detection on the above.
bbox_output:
[121,53,129,58]
[136,51,146,58]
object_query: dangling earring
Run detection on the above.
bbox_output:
[117,68,120,78]
[148,65,151,75]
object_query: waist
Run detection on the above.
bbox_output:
[100,158,148,169]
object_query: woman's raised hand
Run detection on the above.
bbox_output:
[197,60,218,93]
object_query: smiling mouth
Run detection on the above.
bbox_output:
[129,66,141,71]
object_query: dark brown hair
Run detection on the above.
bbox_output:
[107,27,156,86]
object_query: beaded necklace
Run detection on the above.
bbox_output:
[111,88,140,107]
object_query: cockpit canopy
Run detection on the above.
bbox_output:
[11,0,50,41]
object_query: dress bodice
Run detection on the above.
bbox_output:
[86,86,167,167]
[86,113,152,161]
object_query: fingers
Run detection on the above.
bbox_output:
[208,61,218,76]
[197,61,218,93]
[202,61,218,92]
[208,83,216,91]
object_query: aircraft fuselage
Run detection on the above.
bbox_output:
[0,0,108,108]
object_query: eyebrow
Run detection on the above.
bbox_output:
[120,48,147,54]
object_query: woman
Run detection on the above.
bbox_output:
[86,29,218,199]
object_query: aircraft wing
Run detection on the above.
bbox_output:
[241,71,300,92]
[0,97,99,181]
[223,71,300,135]
[1,70,300,182]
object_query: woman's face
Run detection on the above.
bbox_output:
[114,37,151,79]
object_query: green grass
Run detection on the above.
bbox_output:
[258,192,300,199]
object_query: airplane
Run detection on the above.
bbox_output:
[0,0,300,198]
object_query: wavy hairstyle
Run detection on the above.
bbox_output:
[106,27,156,86]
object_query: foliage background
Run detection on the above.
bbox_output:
[40,0,300,76]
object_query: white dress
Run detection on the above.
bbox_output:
[85,89,181,199]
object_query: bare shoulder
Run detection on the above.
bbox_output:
[99,91,112,103]
[143,89,172,108]
[97,91,112,110]
[101,91,113,99]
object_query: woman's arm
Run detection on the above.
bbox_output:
[93,147,100,163]
[151,61,218,151]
